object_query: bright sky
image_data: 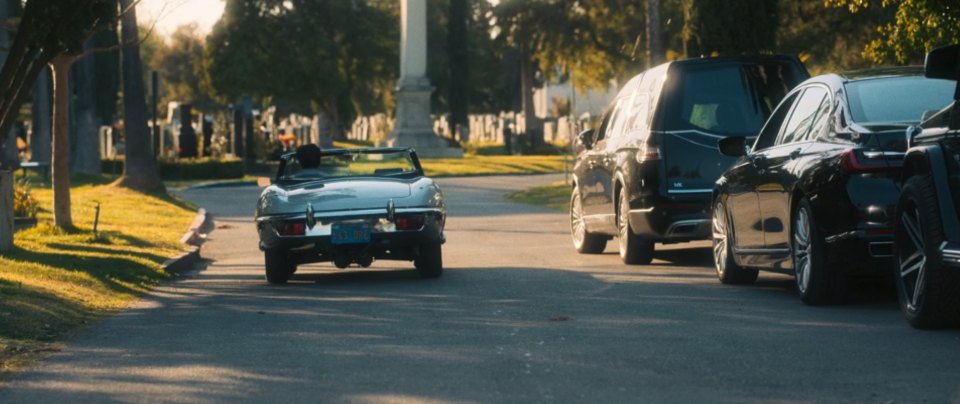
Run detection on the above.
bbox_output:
[137,0,226,36]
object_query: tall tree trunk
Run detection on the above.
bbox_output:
[0,0,14,251]
[51,54,75,228]
[519,41,542,152]
[0,0,17,170]
[447,0,469,141]
[115,0,164,193]
[71,40,101,175]
[0,169,12,252]
[646,0,664,67]
[31,67,52,164]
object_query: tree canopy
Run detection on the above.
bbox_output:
[204,0,398,130]
[149,24,216,111]
[0,0,117,156]
[826,0,960,64]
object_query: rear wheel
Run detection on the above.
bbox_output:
[618,190,654,265]
[415,243,443,278]
[264,249,295,284]
[792,197,842,305]
[712,199,758,284]
[895,175,960,329]
[570,188,607,254]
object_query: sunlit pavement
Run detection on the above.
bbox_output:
[2,174,960,403]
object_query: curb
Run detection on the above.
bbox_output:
[180,208,215,246]
[162,245,202,275]
[164,209,215,275]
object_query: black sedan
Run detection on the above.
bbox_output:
[711,69,955,304]
[255,145,446,284]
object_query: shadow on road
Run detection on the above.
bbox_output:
[3,252,950,404]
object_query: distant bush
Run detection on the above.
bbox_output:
[462,142,507,156]
[102,158,245,180]
[14,178,40,218]
[463,141,569,156]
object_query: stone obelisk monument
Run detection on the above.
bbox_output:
[387,0,463,158]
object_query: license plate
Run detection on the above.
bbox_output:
[331,223,371,245]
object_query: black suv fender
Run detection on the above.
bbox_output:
[902,144,960,242]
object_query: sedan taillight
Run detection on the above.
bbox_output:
[839,149,903,173]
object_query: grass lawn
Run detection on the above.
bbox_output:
[421,155,569,177]
[504,181,571,212]
[334,140,572,177]
[250,154,570,179]
[0,174,196,376]
[162,175,259,190]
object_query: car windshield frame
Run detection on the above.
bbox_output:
[275,148,424,183]
[845,75,956,125]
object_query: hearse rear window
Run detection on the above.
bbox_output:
[658,62,803,135]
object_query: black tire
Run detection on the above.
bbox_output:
[415,243,443,278]
[618,190,654,265]
[895,175,960,329]
[570,188,607,254]
[712,199,758,284]
[792,197,843,305]
[264,249,295,284]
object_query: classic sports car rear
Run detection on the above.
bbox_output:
[255,146,446,284]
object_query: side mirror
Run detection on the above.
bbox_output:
[718,136,747,157]
[925,44,960,82]
[925,44,960,101]
[576,129,595,150]
[257,177,272,187]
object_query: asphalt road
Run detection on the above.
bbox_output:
[3,174,960,403]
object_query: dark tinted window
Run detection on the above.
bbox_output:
[804,90,833,142]
[592,108,612,143]
[606,97,631,143]
[777,86,828,146]
[658,61,804,135]
[846,76,954,124]
[754,92,799,151]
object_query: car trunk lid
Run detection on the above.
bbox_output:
[278,179,413,215]
[657,131,746,195]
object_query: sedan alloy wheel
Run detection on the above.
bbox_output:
[792,198,839,305]
[712,199,757,284]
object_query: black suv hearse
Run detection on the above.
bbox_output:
[570,56,808,264]
[895,44,960,329]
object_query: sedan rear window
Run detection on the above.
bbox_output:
[845,76,955,124]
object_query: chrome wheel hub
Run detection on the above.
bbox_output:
[571,193,586,247]
[712,202,727,272]
[618,193,629,252]
[793,208,811,293]
[899,205,927,312]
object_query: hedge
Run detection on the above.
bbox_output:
[102,158,245,180]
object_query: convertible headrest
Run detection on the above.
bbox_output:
[296,144,322,168]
